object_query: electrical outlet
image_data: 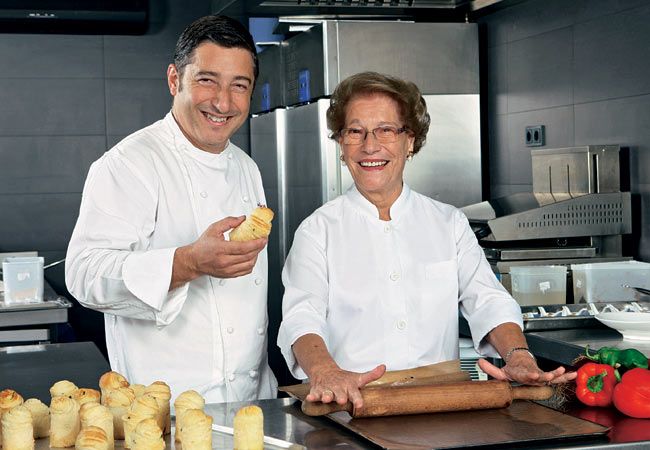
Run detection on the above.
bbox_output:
[525,125,545,147]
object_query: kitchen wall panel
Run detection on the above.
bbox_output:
[105,79,171,136]
[480,0,650,261]
[0,35,103,78]
[0,136,105,194]
[575,94,650,186]
[0,0,214,353]
[574,4,650,104]
[507,28,573,113]
[0,79,105,135]
[505,105,574,184]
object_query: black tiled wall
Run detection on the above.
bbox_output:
[479,0,650,261]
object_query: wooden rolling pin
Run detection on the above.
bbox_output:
[300,380,554,418]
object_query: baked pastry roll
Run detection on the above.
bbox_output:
[143,382,170,435]
[178,409,211,450]
[50,396,81,448]
[80,403,114,450]
[129,385,146,399]
[233,405,264,450]
[23,398,50,439]
[75,426,110,450]
[0,389,25,445]
[50,380,79,399]
[73,389,101,406]
[103,387,135,440]
[229,206,274,241]
[122,395,158,449]
[1,405,34,450]
[99,372,129,405]
[172,390,205,443]
[131,419,164,450]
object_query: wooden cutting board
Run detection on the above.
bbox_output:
[326,401,609,449]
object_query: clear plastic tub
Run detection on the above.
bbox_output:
[510,265,567,306]
[1,256,44,304]
[571,260,650,303]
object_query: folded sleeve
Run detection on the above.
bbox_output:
[277,219,331,380]
[454,209,523,357]
[65,151,189,326]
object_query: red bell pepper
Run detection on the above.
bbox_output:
[612,367,650,418]
[575,362,617,407]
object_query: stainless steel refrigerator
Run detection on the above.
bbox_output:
[251,21,482,384]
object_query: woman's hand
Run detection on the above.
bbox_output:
[477,354,577,385]
[305,364,386,410]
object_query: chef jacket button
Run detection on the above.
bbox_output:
[227,327,234,334]
[384,225,391,233]
[242,195,249,202]
[219,279,226,286]
[249,370,258,378]
[257,327,264,335]
[254,277,262,285]
[390,272,400,281]
[200,191,208,198]
[228,153,233,159]
[397,320,407,330]
[228,374,236,382]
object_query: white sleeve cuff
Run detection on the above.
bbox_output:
[123,247,189,326]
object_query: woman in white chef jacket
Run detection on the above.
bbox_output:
[277,72,576,410]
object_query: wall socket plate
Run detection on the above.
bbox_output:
[525,125,545,147]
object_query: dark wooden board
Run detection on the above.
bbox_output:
[326,400,609,449]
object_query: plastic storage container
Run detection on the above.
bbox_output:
[1,256,44,304]
[510,265,567,306]
[571,260,650,303]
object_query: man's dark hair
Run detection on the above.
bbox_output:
[173,15,258,81]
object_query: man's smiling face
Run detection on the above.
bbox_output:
[167,42,255,154]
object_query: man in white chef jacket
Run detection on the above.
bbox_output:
[65,15,277,403]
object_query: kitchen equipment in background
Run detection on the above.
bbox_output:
[251,20,482,385]
[2,256,44,305]
[572,260,650,303]
[595,311,650,341]
[510,265,567,306]
[462,145,633,302]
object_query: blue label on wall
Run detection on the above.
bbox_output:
[298,69,310,103]
[261,82,271,111]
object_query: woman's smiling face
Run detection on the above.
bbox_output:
[339,93,414,207]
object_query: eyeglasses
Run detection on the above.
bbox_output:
[338,125,408,145]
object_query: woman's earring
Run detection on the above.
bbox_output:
[407,152,413,161]
[340,154,346,166]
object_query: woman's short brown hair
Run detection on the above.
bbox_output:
[327,71,430,155]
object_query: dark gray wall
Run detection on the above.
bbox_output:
[0,0,259,350]
[479,0,650,261]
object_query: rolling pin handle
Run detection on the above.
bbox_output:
[301,400,353,416]
[511,385,554,401]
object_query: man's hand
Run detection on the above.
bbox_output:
[305,364,386,410]
[170,216,267,289]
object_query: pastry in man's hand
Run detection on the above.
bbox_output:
[233,405,264,450]
[80,402,114,450]
[179,409,212,450]
[131,418,164,450]
[1,405,34,450]
[75,426,110,450]
[23,398,50,439]
[173,390,205,443]
[229,206,274,242]
[50,396,81,448]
